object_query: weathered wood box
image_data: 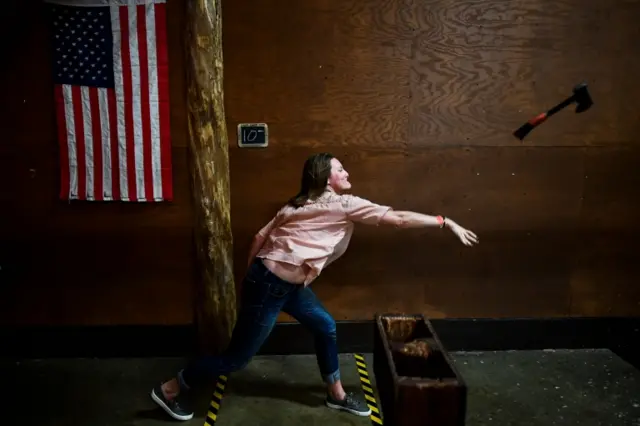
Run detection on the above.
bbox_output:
[373,314,467,426]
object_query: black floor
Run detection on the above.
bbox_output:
[3,349,639,425]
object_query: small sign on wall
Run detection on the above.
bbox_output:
[237,123,268,148]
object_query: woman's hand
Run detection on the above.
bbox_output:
[446,219,479,246]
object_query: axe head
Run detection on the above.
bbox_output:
[573,82,593,113]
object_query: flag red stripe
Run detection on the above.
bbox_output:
[54,85,70,200]
[120,7,136,200]
[155,2,172,201]
[107,88,120,200]
[89,87,103,201]
[137,4,153,201]
[71,85,86,200]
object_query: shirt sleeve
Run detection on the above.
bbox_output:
[342,195,393,225]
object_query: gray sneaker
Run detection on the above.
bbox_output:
[325,391,372,416]
[151,383,194,421]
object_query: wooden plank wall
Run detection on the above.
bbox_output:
[1,0,638,328]
[224,0,640,321]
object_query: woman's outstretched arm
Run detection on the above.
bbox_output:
[379,210,442,228]
[342,194,479,247]
[380,210,479,246]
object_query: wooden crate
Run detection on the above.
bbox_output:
[373,313,467,426]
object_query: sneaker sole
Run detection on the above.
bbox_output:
[151,388,194,421]
[325,400,372,417]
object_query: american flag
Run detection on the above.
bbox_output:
[46,0,173,202]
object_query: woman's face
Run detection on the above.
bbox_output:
[327,158,351,193]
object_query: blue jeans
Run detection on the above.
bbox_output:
[178,257,340,391]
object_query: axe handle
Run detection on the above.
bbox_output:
[513,94,576,140]
[513,112,548,140]
[528,112,548,126]
[546,94,577,117]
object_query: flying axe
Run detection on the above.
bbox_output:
[513,82,593,140]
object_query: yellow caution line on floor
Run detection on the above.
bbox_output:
[354,353,383,425]
[204,374,228,425]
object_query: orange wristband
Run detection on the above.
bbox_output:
[436,215,445,228]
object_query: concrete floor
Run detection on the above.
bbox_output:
[3,349,640,425]
[453,349,640,426]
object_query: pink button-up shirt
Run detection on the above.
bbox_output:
[256,190,393,286]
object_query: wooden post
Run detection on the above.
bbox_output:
[184,0,236,354]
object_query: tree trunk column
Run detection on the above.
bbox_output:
[185,0,236,354]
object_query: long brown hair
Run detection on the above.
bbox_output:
[288,153,334,208]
